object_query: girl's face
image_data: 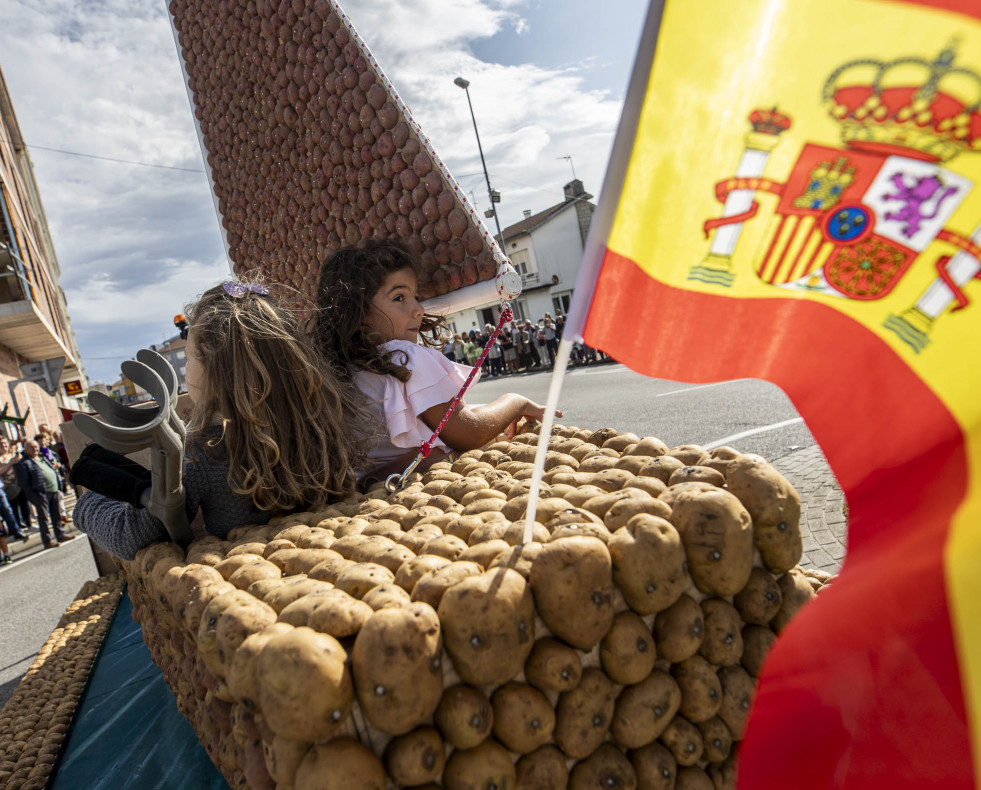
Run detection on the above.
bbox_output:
[184,329,204,404]
[366,267,424,343]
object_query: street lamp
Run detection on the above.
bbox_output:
[453,77,505,252]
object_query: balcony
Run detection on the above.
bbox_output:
[0,250,77,366]
[519,271,540,288]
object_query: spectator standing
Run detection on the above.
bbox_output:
[464,335,479,366]
[487,331,503,377]
[0,443,26,542]
[15,439,75,549]
[500,325,518,374]
[452,334,467,364]
[36,434,70,525]
[543,313,559,367]
[1,436,31,534]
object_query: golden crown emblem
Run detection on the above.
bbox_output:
[823,43,981,163]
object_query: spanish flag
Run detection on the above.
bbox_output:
[564,0,981,786]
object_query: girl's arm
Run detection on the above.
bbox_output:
[72,492,171,561]
[420,394,561,451]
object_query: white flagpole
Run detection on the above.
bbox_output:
[522,0,669,544]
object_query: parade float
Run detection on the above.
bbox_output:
[2,0,875,787]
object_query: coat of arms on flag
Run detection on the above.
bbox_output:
[693,43,981,353]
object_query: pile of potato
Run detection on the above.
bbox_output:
[168,0,499,306]
[126,426,827,789]
[0,575,125,790]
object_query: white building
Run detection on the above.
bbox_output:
[441,180,595,335]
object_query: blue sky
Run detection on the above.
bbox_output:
[0,0,648,384]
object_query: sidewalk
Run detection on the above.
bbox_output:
[772,445,847,575]
[5,488,83,563]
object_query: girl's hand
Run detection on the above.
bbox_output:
[519,399,563,423]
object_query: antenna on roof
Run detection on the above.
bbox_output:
[557,155,576,180]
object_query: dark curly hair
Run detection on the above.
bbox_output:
[313,239,446,383]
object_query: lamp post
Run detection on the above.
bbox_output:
[453,77,505,252]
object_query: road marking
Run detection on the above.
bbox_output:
[0,534,88,573]
[656,379,753,398]
[570,364,627,376]
[704,417,804,450]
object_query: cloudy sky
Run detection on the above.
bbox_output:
[0,0,647,384]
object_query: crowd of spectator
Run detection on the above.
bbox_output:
[444,310,611,377]
[0,424,75,562]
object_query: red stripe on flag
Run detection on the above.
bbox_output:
[583,248,972,787]
[873,0,981,23]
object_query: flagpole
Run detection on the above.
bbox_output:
[522,0,668,544]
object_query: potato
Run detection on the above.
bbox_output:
[256,627,352,742]
[658,481,718,509]
[352,603,443,735]
[225,555,283,590]
[667,444,710,466]
[400,524,444,553]
[608,515,686,614]
[444,477,490,502]
[698,599,744,666]
[435,685,493,749]
[197,589,258,677]
[411,560,483,608]
[420,533,469,560]
[660,716,703,766]
[371,543,416,573]
[605,494,671,530]
[294,738,385,790]
[263,577,333,614]
[330,517,370,538]
[578,454,619,473]
[443,739,515,790]
[654,593,704,662]
[771,568,816,632]
[394,554,452,593]
[733,567,782,625]
[501,520,550,546]
[611,669,681,748]
[586,427,621,446]
[516,745,569,790]
[334,562,396,599]
[668,465,726,488]
[600,611,656,685]
[467,518,511,545]
[589,468,635,492]
[707,752,737,790]
[384,726,445,786]
[582,489,647,519]
[622,476,668,498]
[555,668,617,759]
[725,454,802,573]
[676,766,715,790]
[171,564,223,622]
[491,682,555,754]
[361,583,412,610]
[696,716,732,762]
[448,512,506,543]
[668,488,754,596]
[304,589,374,639]
[214,597,279,677]
[568,743,636,789]
[262,734,311,787]
[717,665,754,739]
[672,655,723,723]
[549,522,613,544]
[628,742,676,790]
[544,506,604,529]
[559,485,607,508]
[458,539,511,568]
[182,579,235,637]
[226,623,294,709]
[525,636,583,692]
[741,624,777,676]
[361,518,403,539]
[306,555,355,584]
[349,535,399,564]
[488,541,544,579]
[439,568,535,685]
[502,495,569,523]
[215,553,265,580]
[530,536,615,649]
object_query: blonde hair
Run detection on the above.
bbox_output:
[185,282,362,512]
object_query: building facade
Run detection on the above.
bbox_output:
[0,66,86,437]
[441,180,596,336]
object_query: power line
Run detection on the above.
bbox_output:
[1,133,205,173]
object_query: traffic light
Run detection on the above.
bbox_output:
[174,314,188,340]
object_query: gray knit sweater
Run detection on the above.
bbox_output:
[73,435,270,560]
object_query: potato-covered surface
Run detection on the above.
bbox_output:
[121,425,824,789]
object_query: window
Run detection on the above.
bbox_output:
[511,299,528,322]
[509,249,534,275]
[552,291,572,316]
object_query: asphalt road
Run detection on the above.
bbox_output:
[0,361,819,709]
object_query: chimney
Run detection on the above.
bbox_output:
[564,179,585,200]
[523,209,532,219]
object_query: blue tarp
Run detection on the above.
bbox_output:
[52,590,229,790]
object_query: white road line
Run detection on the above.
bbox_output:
[0,534,89,573]
[570,365,627,376]
[656,379,753,398]
[703,417,805,450]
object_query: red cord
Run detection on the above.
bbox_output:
[419,303,514,457]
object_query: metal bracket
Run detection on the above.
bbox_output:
[73,349,192,546]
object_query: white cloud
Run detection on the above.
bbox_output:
[0,0,634,384]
